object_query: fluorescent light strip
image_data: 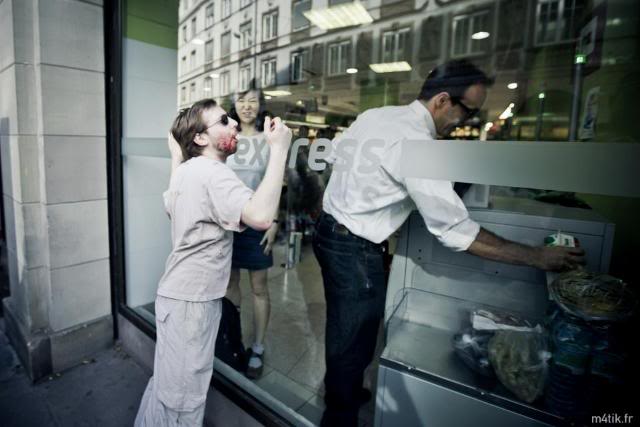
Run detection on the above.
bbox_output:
[303,2,373,30]
[263,90,292,97]
[369,61,412,73]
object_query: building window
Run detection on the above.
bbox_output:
[261,58,276,87]
[382,28,411,63]
[206,3,214,28]
[292,0,311,31]
[182,25,187,43]
[221,71,230,95]
[451,11,490,57]
[240,0,251,7]
[240,21,252,50]
[221,31,231,57]
[263,11,278,42]
[190,50,196,70]
[222,0,231,19]
[535,0,585,45]
[181,56,187,74]
[291,50,307,83]
[181,86,187,103]
[328,40,350,76]
[190,82,196,102]
[205,40,214,63]
[239,65,251,91]
[204,77,213,94]
[191,17,197,39]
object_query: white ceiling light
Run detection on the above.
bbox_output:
[303,2,373,30]
[265,95,272,100]
[192,38,205,45]
[369,61,412,73]
[471,31,490,40]
[204,87,211,92]
[210,73,220,78]
[499,103,515,120]
[507,82,518,90]
[263,90,292,97]
[346,68,358,74]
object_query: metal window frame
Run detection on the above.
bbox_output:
[451,10,489,58]
[534,0,579,46]
[222,0,232,19]
[221,30,231,57]
[263,10,278,42]
[221,70,231,95]
[240,21,252,49]
[290,50,306,83]
[205,39,214,63]
[205,3,214,28]
[381,27,411,63]
[327,40,350,76]
[292,0,311,32]
[261,58,276,87]
[240,64,252,91]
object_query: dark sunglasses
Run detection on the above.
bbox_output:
[203,114,229,131]
[449,96,480,120]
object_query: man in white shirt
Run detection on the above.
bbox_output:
[313,60,585,426]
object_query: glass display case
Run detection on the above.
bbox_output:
[376,195,619,427]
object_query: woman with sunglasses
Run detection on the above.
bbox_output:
[225,81,276,379]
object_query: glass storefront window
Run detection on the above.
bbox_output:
[118,0,639,425]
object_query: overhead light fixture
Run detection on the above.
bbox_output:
[346,68,358,74]
[210,73,220,78]
[471,31,490,40]
[507,82,518,90]
[369,61,412,73]
[204,87,211,92]
[192,38,205,45]
[499,103,515,120]
[303,2,373,30]
[263,90,292,97]
[538,92,545,99]
[265,95,272,100]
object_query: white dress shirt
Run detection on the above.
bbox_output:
[323,100,480,251]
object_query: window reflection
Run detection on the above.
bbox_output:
[123,0,640,424]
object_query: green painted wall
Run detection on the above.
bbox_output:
[125,0,179,49]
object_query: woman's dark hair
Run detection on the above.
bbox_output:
[417,59,494,101]
[228,78,268,132]
[170,98,217,161]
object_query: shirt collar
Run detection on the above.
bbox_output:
[409,100,436,137]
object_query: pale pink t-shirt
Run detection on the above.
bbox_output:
[157,156,253,302]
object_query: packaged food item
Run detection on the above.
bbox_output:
[544,232,577,248]
[488,330,550,403]
[549,270,636,322]
[471,309,542,333]
[452,328,495,378]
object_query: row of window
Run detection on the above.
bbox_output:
[181,1,312,45]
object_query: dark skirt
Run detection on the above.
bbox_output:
[232,227,274,271]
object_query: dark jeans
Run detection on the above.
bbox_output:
[312,213,387,427]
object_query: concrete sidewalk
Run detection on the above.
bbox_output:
[0,319,150,427]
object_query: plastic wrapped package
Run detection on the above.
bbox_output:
[452,328,495,377]
[488,330,551,403]
[549,270,636,322]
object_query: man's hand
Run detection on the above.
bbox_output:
[468,228,586,272]
[532,246,585,272]
[260,222,279,255]
[168,132,183,162]
[263,116,292,153]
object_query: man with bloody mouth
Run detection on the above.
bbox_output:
[135,98,291,426]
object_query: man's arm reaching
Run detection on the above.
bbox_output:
[467,228,585,272]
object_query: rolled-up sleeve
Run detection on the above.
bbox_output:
[206,167,254,232]
[404,177,480,251]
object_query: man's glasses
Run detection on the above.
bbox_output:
[202,114,229,132]
[449,96,480,121]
